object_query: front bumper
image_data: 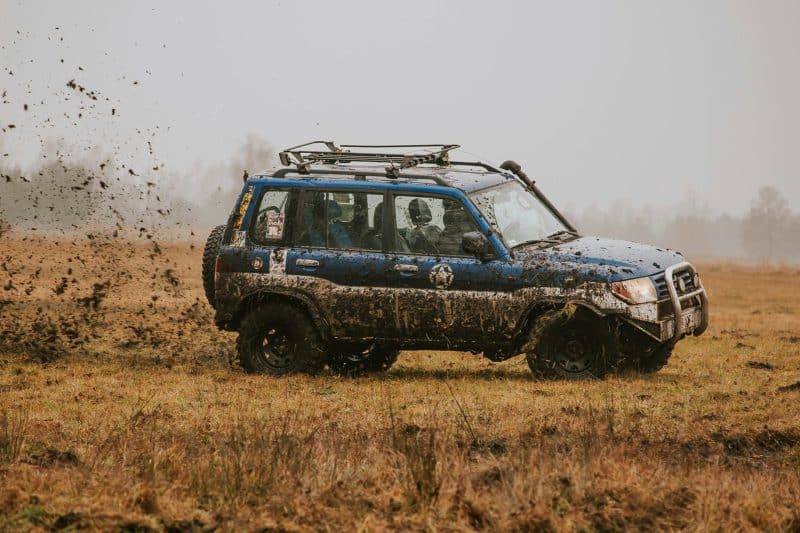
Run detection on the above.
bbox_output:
[661,304,705,341]
[620,262,709,342]
[662,261,709,341]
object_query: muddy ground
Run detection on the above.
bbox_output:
[1,235,800,530]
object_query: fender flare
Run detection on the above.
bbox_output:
[231,288,331,340]
[522,297,608,325]
[516,298,610,352]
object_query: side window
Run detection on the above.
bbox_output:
[250,189,296,245]
[393,195,480,256]
[297,190,385,250]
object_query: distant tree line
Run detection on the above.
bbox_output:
[570,186,800,263]
[1,140,798,263]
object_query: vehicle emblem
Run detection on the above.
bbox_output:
[252,256,263,270]
[677,277,687,293]
[429,263,454,289]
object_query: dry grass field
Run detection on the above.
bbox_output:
[1,235,799,531]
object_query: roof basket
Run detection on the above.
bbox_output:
[278,141,460,177]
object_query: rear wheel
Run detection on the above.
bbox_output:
[202,225,226,308]
[527,311,619,380]
[329,345,400,376]
[237,303,325,375]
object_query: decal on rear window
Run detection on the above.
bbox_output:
[265,211,285,239]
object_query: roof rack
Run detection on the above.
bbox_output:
[278,141,460,178]
[272,166,451,186]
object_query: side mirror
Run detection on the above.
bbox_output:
[462,231,491,257]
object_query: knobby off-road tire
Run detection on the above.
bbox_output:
[237,303,325,375]
[328,346,400,376]
[202,225,226,309]
[526,310,620,380]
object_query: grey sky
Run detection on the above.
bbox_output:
[2,0,799,214]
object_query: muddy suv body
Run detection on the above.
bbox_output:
[204,142,708,378]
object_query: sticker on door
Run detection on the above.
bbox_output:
[270,249,287,275]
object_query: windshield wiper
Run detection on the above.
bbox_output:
[511,238,560,249]
[510,230,579,249]
[546,229,579,240]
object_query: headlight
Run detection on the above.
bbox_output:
[610,277,657,304]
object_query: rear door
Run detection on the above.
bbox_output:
[284,188,392,339]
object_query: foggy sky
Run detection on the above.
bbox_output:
[2,0,799,215]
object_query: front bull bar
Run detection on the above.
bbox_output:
[664,261,709,341]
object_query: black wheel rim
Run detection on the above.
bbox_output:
[255,328,296,371]
[551,327,602,374]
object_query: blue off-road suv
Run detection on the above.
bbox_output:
[202,142,708,379]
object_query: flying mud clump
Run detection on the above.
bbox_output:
[1,44,271,365]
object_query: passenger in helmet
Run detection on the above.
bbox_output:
[437,200,476,255]
[406,198,442,253]
[299,194,352,248]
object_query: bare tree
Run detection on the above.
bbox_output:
[740,186,793,262]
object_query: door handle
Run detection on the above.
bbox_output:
[394,264,418,273]
[296,259,319,267]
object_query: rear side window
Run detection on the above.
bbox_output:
[296,190,385,250]
[250,189,298,245]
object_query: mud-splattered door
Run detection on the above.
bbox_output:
[286,190,392,339]
[386,194,519,343]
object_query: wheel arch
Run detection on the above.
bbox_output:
[230,289,330,341]
[521,298,607,329]
[516,298,610,352]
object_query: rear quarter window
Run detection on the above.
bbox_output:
[250,188,297,245]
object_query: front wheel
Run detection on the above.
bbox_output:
[527,311,619,380]
[328,345,400,376]
[237,303,325,375]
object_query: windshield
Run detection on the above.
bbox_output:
[470,181,568,248]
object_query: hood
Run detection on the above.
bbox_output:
[514,236,684,287]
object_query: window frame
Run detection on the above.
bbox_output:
[247,186,299,247]
[388,191,491,258]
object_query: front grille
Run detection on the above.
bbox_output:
[652,270,696,300]
[658,297,700,320]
